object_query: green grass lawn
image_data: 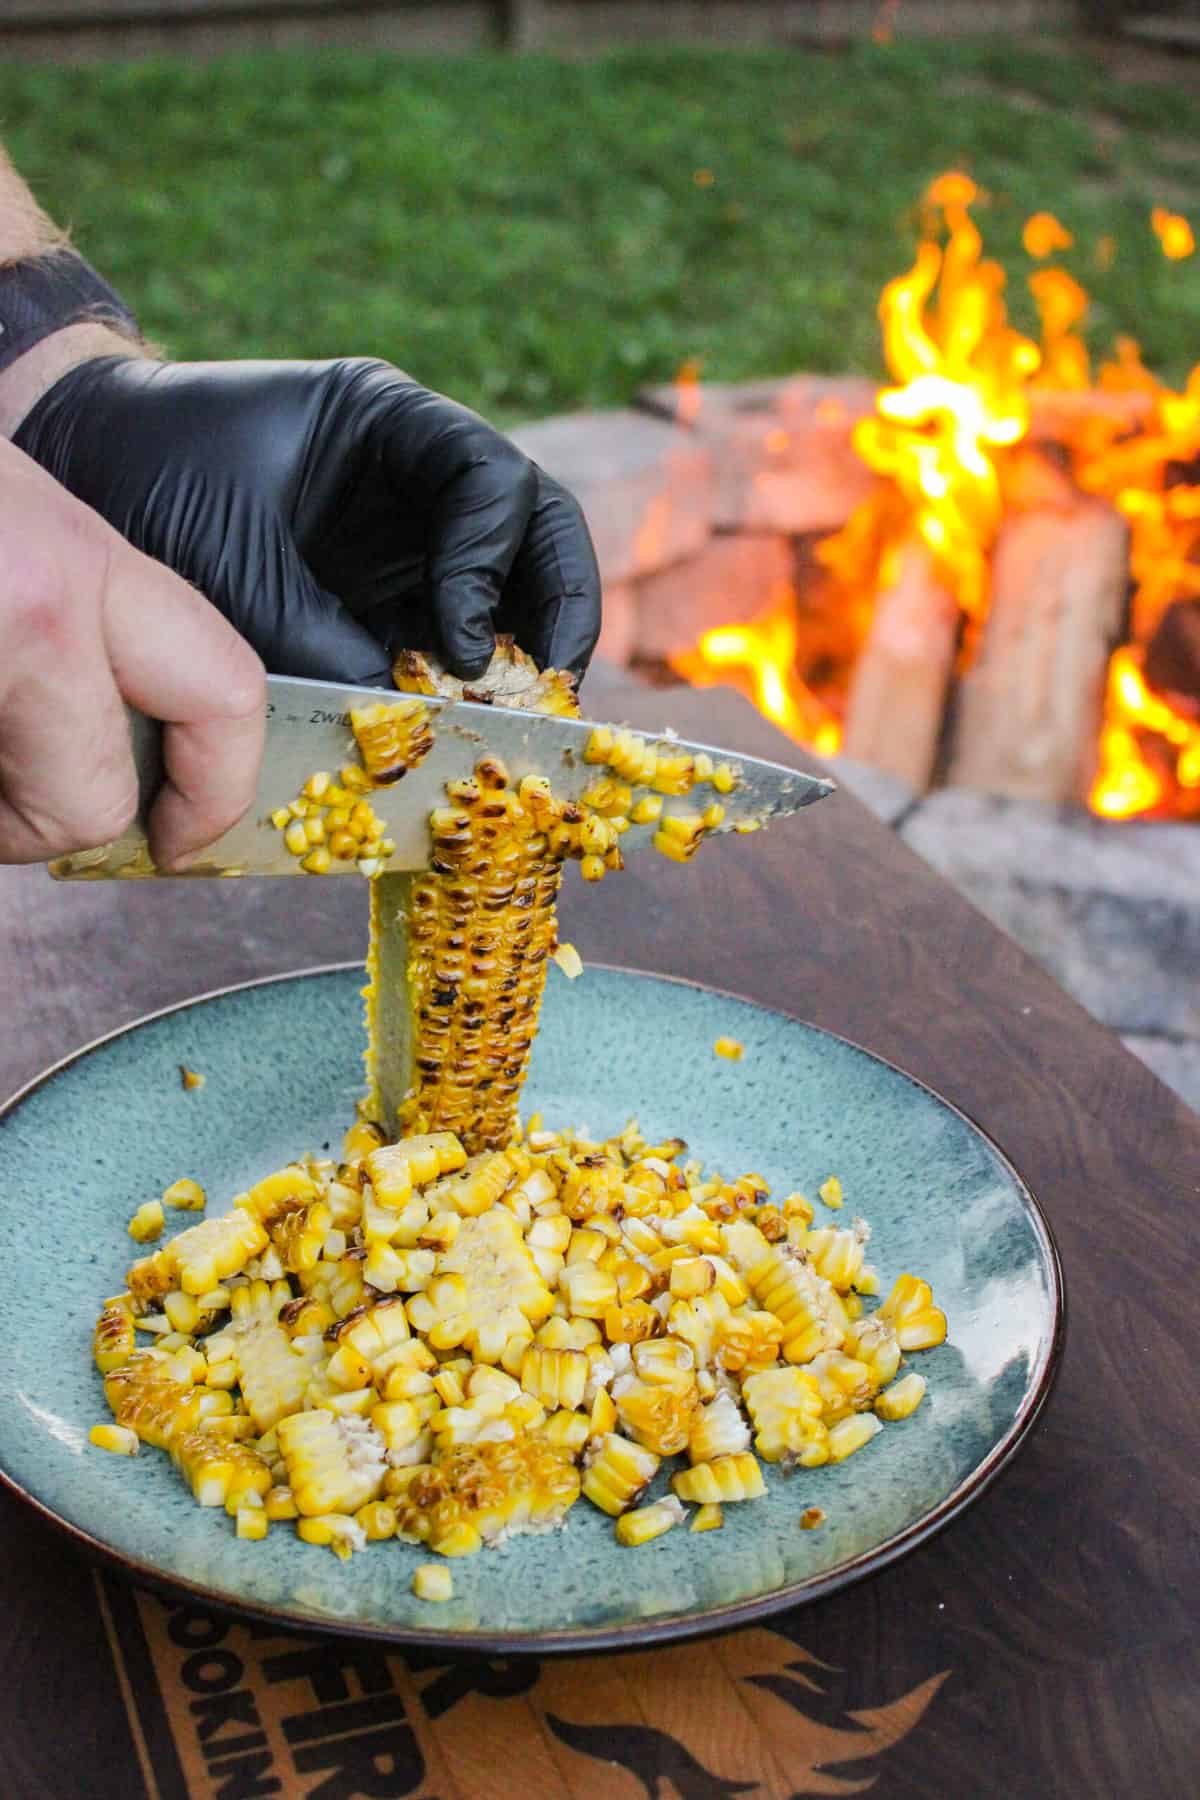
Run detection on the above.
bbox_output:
[2,38,1198,423]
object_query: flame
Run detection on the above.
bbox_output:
[674,172,1200,821]
[1151,206,1195,261]
[674,590,843,756]
[1023,212,1074,259]
[823,173,1038,631]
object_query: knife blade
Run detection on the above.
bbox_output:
[49,673,834,880]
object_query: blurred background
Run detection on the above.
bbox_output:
[1,2,1197,423]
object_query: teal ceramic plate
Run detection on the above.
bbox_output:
[0,965,1063,1652]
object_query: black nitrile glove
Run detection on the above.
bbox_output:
[14,356,601,684]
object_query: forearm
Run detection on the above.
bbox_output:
[0,143,147,438]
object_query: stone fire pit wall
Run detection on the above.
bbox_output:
[512,382,1200,1116]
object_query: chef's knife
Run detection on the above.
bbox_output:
[49,673,834,880]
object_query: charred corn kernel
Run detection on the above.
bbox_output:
[264,1485,299,1521]
[90,1423,138,1456]
[844,1316,902,1389]
[877,1274,947,1350]
[172,1211,268,1295]
[398,1431,579,1548]
[413,1563,454,1602]
[874,1371,927,1421]
[276,1410,387,1517]
[669,1257,715,1299]
[303,815,326,845]
[690,1502,724,1532]
[826,1412,882,1462]
[584,725,615,764]
[301,847,333,875]
[701,803,725,830]
[297,1514,366,1560]
[589,1388,619,1441]
[687,1389,751,1464]
[270,808,291,831]
[804,1227,866,1291]
[350,700,434,784]
[673,1452,765,1505]
[783,1191,814,1225]
[366,1135,465,1195]
[343,1119,386,1162]
[579,853,606,882]
[742,1367,828,1467]
[559,1262,619,1318]
[93,1302,136,1374]
[711,763,736,794]
[329,830,357,861]
[236,1505,269,1541]
[552,942,584,979]
[163,1178,206,1213]
[603,1300,661,1344]
[541,1409,591,1455]
[632,1339,697,1390]
[617,1381,697,1457]
[713,1037,744,1061]
[630,794,664,826]
[855,1266,880,1298]
[521,1346,588,1411]
[355,1500,398,1541]
[582,1433,659,1515]
[303,771,332,802]
[419,1212,460,1251]
[284,820,309,857]
[800,1506,826,1530]
[128,1201,164,1243]
[173,1430,273,1511]
[819,1177,844,1211]
[615,1496,686,1546]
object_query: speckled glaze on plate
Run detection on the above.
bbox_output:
[0,964,1063,1652]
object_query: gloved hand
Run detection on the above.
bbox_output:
[14,356,601,685]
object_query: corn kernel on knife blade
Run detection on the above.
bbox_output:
[49,673,834,880]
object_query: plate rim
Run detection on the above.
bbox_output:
[0,960,1066,1655]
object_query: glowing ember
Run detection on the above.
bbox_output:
[1023,212,1074,259]
[1151,207,1195,262]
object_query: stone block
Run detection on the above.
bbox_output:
[511,409,714,587]
[900,789,1200,1039]
[641,375,877,534]
[631,533,794,660]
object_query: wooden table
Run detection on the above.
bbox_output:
[1,678,1196,1800]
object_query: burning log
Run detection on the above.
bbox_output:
[945,495,1129,804]
[841,537,960,792]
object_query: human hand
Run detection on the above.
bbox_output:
[14,357,602,685]
[0,436,265,869]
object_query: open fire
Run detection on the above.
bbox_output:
[672,174,1200,821]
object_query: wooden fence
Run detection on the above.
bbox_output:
[0,1,1081,65]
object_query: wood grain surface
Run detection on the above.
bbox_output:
[1,674,1197,1799]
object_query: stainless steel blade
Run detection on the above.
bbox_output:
[50,673,834,880]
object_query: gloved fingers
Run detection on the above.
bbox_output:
[424,444,539,679]
[502,469,602,678]
[100,537,267,872]
[215,528,394,686]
